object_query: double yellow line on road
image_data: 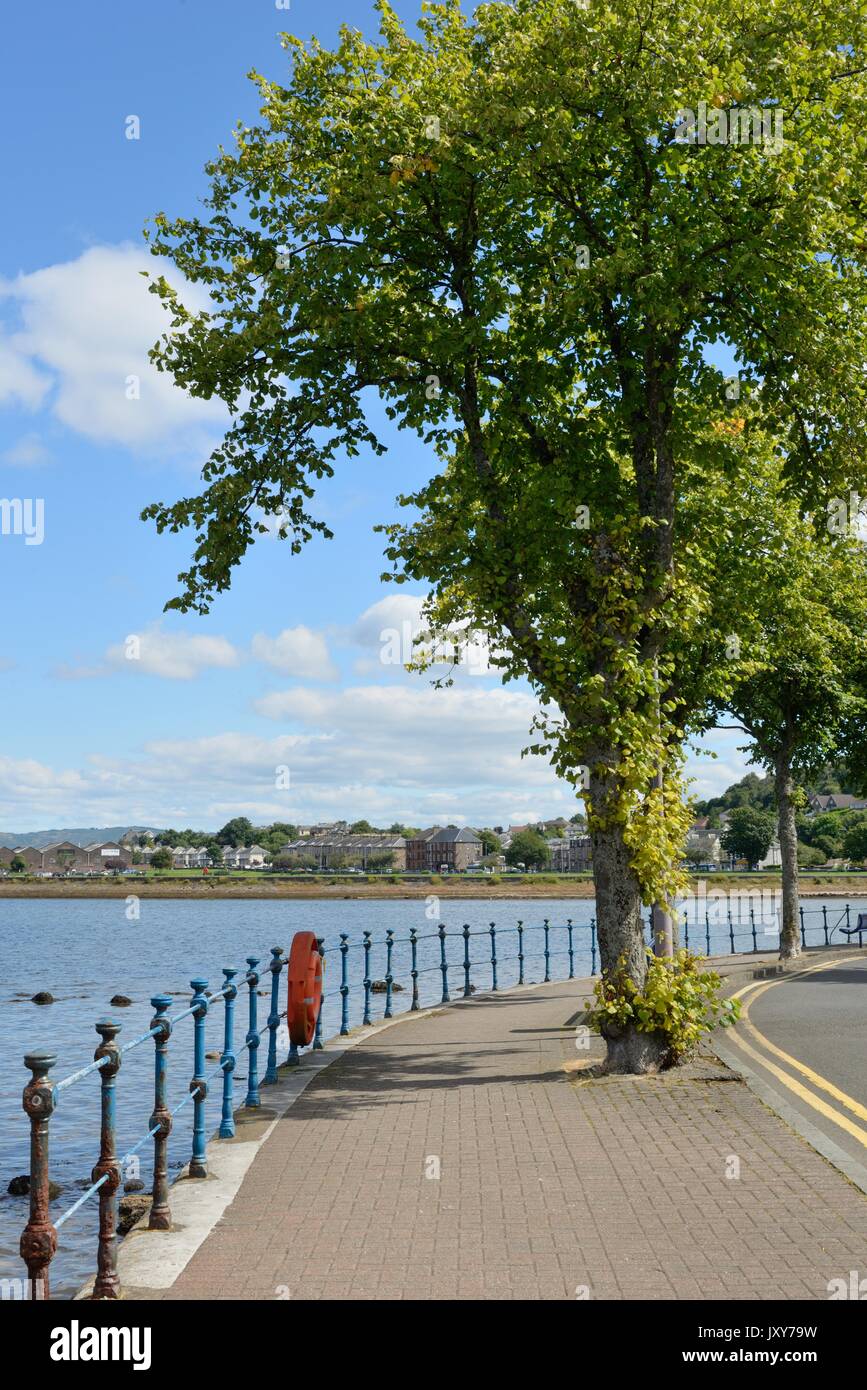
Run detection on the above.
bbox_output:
[726,954,867,1149]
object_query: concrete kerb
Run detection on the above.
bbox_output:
[76,973,590,1299]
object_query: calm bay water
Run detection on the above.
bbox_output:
[1,892,861,1298]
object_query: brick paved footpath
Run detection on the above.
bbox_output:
[161,979,867,1300]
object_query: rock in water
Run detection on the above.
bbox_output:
[7,1175,62,1198]
[31,992,54,1005]
[110,994,132,1007]
[118,1193,151,1235]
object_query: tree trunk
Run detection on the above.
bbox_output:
[775,754,801,961]
[589,773,669,1072]
[649,768,674,957]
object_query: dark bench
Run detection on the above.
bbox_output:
[837,912,867,938]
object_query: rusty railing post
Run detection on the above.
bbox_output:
[20,1051,57,1300]
[148,995,173,1230]
[92,1019,122,1299]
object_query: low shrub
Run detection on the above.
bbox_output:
[585,949,741,1067]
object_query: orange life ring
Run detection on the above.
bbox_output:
[286,931,324,1046]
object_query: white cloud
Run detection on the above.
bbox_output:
[251,626,337,680]
[1,432,51,466]
[350,593,426,647]
[0,244,227,454]
[348,592,494,678]
[0,344,50,409]
[251,684,553,795]
[0,716,751,832]
[104,626,241,680]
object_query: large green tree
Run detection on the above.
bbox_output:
[217,816,256,847]
[504,828,551,870]
[143,0,867,1069]
[720,807,776,870]
[714,507,867,957]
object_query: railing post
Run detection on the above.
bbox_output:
[542,918,550,983]
[463,923,472,997]
[684,912,690,950]
[384,929,394,1019]
[92,1019,122,1300]
[489,922,498,992]
[804,907,811,949]
[438,924,450,1003]
[822,904,828,944]
[20,1051,57,1301]
[362,930,373,1025]
[845,903,851,943]
[314,938,325,1048]
[590,917,597,976]
[263,948,283,1085]
[728,906,735,954]
[244,957,261,1106]
[219,968,238,1136]
[749,908,757,953]
[148,995,173,1230]
[566,918,573,979]
[340,934,351,1032]
[705,911,711,956]
[517,919,525,984]
[189,978,209,1177]
[410,928,419,1011]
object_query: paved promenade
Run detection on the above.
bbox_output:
[158,977,867,1301]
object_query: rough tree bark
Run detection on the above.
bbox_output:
[775,747,802,961]
[589,772,670,1072]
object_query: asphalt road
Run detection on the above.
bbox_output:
[717,952,867,1187]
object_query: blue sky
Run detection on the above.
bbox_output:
[0,0,747,832]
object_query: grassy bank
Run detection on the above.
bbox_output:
[1,871,866,899]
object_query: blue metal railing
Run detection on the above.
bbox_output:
[19,940,309,1301]
[18,903,864,1300]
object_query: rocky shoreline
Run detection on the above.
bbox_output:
[0,874,864,900]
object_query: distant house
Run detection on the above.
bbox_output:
[0,840,132,874]
[281,832,407,870]
[406,827,483,872]
[222,844,271,869]
[38,840,86,873]
[169,845,210,869]
[240,844,270,868]
[685,823,722,865]
[0,845,41,871]
[757,839,782,869]
[82,840,130,870]
[548,834,592,872]
[807,793,867,814]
